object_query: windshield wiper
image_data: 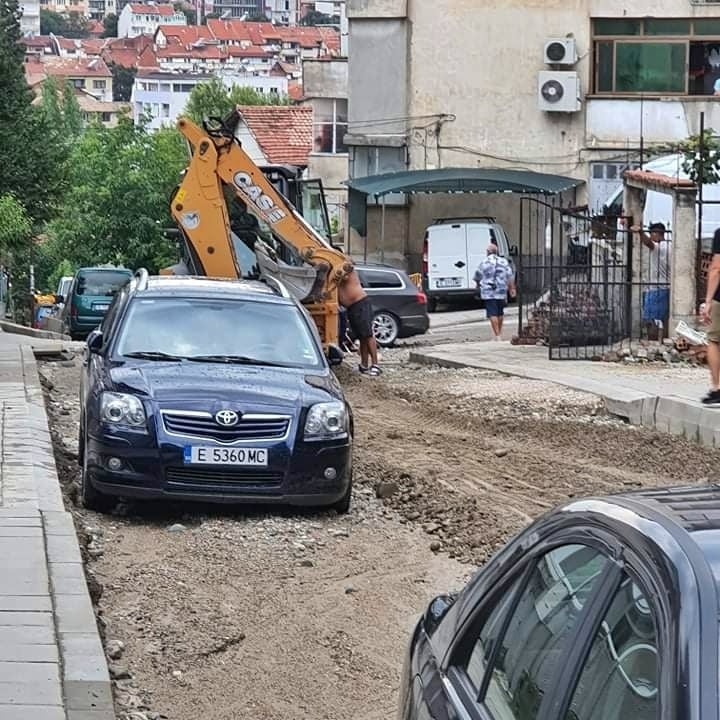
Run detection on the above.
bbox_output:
[185,354,286,368]
[123,351,186,361]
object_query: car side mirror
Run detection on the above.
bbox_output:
[327,345,344,367]
[87,330,103,353]
[509,245,519,257]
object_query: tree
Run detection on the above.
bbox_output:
[40,8,90,37]
[0,195,31,255]
[47,118,190,273]
[681,129,720,186]
[109,62,136,102]
[173,1,195,24]
[102,12,117,37]
[301,9,332,25]
[184,78,289,124]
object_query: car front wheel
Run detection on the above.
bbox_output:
[372,311,400,347]
[79,432,115,513]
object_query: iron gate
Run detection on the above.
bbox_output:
[516,198,671,360]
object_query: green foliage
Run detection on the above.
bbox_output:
[173,1,195,24]
[203,11,219,21]
[681,129,720,185]
[184,78,289,124]
[102,12,117,37]
[246,12,268,22]
[46,118,189,274]
[40,9,90,37]
[109,62,136,102]
[301,9,333,25]
[0,195,31,254]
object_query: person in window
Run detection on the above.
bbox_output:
[473,243,516,341]
[701,228,720,405]
[631,222,671,339]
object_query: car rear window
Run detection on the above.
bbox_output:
[77,271,132,297]
[359,270,403,289]
[115,296,323,369]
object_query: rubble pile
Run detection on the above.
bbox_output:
[599,337,707,365]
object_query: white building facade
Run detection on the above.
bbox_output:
[264,0,299,25]
[20,0,40,37]
[347,0,720,267]
[118,3,186,39]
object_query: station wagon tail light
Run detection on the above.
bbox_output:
[304,401,348,441]
[101,392,147,430]
[422,236,429,274]
[416,291,427,305]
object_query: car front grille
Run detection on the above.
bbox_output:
[166,466,284,490]
[161,411,290,443]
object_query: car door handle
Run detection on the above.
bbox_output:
[454,261,466,269]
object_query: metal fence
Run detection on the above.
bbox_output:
[516,198,671,360]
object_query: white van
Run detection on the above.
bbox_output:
[422,217,514,312]
[604,154,720,249]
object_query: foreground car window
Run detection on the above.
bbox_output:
[566,575,657,720]
[483,545,609,720]
[116,297,322,369]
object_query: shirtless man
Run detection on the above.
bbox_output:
[337,269,380,376]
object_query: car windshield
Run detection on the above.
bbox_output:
[115,297,323,369]
[77,271,131,297]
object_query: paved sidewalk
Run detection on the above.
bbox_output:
[0,331,113,719]
[410,341,720,448]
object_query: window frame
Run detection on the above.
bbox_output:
[358,269,406,290]
[592,17,720,97]
[312,98,349,156]
[443,530,627,720]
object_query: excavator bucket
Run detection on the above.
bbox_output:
[254,240,319,302]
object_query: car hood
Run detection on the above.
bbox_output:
[108,361,340,408]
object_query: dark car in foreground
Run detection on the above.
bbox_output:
[400,484,720,720]
[348,264,429,347]
[79,271,353,513]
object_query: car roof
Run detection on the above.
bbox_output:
[354,262,409,275]
[77,267,133,274]
[132,275,294,304]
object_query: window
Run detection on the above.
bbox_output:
[101,112,112,122]
[483,545,609,720]
[160,82,171,91]
[593,18,720,95]
[566,575,657,720]
[359,270,404,289]
[312,98,348,155]
[93,79,106,89]
[161,103,170,118]
[147,82,158,91]
[72,78,84,89]
[152,103,159,117]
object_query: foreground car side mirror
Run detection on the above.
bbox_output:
[87,330,103,353]
[509,245,519,257]
[327,345,344,367]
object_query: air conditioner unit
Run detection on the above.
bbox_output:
[544,38,577,65]
[538,71,581,112]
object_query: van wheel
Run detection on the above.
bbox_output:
[427,297,438,313]
[372,311,399,347]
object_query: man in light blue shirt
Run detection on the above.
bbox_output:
[473,244,516,341]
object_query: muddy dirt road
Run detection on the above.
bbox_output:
[40,354,719,720]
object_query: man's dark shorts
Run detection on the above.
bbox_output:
[347,296,374,340]
[485,299,506,318]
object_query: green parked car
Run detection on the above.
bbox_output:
[61,267,133,340]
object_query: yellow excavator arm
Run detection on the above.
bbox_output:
[168,111,354,350]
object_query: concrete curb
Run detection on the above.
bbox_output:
[19,346,114,720]
[0,321,69,341]
[409,347,720,448]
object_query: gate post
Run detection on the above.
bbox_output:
[623,184,645,338]
[670,187,698,329]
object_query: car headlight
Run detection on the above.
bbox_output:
[100,392,147,430]
[304,401,348,441]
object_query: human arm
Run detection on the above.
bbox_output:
[506,263,517,298]
[703,254,720,323]
[630,224,656,251]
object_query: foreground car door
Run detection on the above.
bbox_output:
[417,541,664,720]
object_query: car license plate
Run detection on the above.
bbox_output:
[436,278,462,289]
[93,303,110,311]
[184,446,268,466]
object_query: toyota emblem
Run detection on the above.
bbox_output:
[215,410,239,427]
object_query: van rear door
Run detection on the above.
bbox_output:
[466,224,495,280]
[427,223,470,291]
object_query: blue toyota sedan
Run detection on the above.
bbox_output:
[79,271,353,513]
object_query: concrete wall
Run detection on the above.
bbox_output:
[346,0,406,19]
[303,58,347,99]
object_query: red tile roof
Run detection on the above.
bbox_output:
[287,81,304,102]
[80,39,105,54]
[87,19,105,36]
[102,47,140,68]
[205,19,340,53]
[156,24,213,44]
[43,57,112,78]
[157,43,225,60]
[226,45,272,59]
[624,170,696,189]
[21,35,53,48]
[128,3,176,15]
[238,105,312,166]
[137,45,160,69]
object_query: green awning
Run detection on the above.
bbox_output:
[345,168,584,197]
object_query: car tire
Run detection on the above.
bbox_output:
[372,311,400,347]
[427,297,438,313]
[330,479,352,515]
[79,436,114,513]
